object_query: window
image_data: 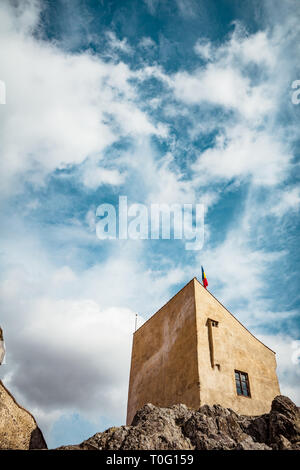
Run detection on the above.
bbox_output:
[211,320,219,327]
[235,370,251,397]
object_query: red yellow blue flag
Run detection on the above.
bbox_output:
[201,266,208,289]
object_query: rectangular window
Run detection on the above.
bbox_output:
[234,370,251,397]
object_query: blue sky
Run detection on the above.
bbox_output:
[0,0,299,449]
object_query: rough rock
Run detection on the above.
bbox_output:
[56,395,299,450]
[269,395,300,450]
[0,380,47,450]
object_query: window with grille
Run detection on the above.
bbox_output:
[235,370,251,397]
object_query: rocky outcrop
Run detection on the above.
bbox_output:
[269,395,300,449]
[57,396,300,450]
[0,380,47,450]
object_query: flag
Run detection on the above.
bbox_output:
[201,266,208,289]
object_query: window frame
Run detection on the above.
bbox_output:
[234,370,251,398]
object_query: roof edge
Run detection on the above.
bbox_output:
[134,277,196,335]
[134,276,276,355]
[194,277,276,355]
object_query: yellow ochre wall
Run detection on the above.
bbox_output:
[126,279,200,425]
[126,278,280,424]
[194,278,280,416]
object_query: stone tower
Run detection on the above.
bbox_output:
[126,278,280,425]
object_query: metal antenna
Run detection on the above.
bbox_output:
[134,313,138,332]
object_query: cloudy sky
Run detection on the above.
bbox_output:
[0,0,299,448]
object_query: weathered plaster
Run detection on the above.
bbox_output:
[126,278,280,424]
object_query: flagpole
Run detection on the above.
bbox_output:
[134,313,138,332]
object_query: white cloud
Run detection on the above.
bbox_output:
[172,63,273,120]
[256,334,300,405]
[140,23,293,126]
[81,163,126,189]
[192,125,292,186]
[194,39,213,60]
[52,266,78,284]
[106,31,133,54]
[270,187,300,217]
[167,25,280,120]
[234,31,276,68]
[135,64,172,87]
[195,187,291,326]
[144,0,159,15]
[0,221,188,438]
[201,234,283,305]
[25,198,40,212]
[131,19,298,194]
[139,37,156,49]
[85,207,97,232]
[175,0,197,18]
[118,138,217,212]
[2,295,136,428]
[0,1,164,196]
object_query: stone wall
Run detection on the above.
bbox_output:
[0,380,47,449]
[126,279,200,425]
[127,278,281,424]
[194,278,280,415]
